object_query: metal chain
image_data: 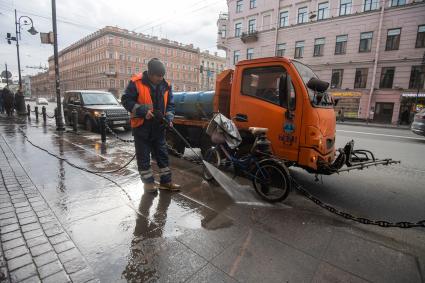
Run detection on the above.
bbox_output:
[292,178,425,229]
[104,122,135,143]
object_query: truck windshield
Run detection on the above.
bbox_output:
[82,92,119,105]
[292,61,333,108]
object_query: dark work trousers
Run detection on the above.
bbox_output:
[134,130,172,185]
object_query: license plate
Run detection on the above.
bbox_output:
[112,121,126,125]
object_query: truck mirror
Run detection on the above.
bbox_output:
[306,77,329,93]
[279,73,293,117]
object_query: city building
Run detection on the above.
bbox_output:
[32,26,203,99]
[199,50,226,91]
[30,71,52,100]
[217,0,425,124]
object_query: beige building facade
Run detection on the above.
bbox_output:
[217,0,425,124]
[32,26,203,100]
[199,51,226,91]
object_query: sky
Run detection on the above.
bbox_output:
[0,0,228,79]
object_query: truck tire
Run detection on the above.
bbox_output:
[166,130,185,156]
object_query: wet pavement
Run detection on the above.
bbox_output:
[0,111,424,282]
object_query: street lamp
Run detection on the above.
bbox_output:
[5,9,38,114]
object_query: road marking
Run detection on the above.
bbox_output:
[337,130,425,141]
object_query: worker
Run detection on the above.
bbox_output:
[121,58,180,193]
[3,87,14,117]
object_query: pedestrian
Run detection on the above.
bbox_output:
[3,87,14,117]
[340,107,345,122]
[121,58,180,193]
[0,88,4,114]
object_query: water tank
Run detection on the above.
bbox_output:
[174,91,215,119]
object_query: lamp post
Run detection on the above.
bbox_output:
[6,9,38,115]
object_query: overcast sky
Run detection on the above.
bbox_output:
[0,0,227,78]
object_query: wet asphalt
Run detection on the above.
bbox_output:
[1,103,424,282]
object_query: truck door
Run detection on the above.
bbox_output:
[231,64,301,162]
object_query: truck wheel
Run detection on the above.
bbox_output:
[166,130,185,156]
[252,159,291,202]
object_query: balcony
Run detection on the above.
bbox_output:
[241,31,258,43]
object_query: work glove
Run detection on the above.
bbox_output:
[152,109,164,123]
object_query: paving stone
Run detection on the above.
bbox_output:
[0,217,18,227]
[38,260,63,279]
[62,257,87,274]
[69,268,96,283]
[42,222,60,230]
[30,201,44,207]
[53,241,75,254]
[2,237,25,251]
[4,245,30,260]
[57,248,80,263]
[1,230,22,242]
[21,223,41,233]
[0,206,14,214]
[17,211,36,219]
[9,263,37,282]
[1,223,19,233]
[33,206,49,213]
[33,251,58,268]
[19,216,38,226]
[27,197,43,203]
[35,210,50,218]
[19,275,41,283]
[49,233,69,245]
[42,270,70,283]
[0,212,15,220]
[7,253,33,272]
[39,216,55,224]
[45,226,62,237]
[23,229,44,241]
[14,201,30,208]
[0,202,12,209]
[30,243,53,257]
[26,236,49,248]
[15,206,32,214]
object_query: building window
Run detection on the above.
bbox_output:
[247,48,254,60]
[416,25,425,48]
[359,32,373,52]
[391,0,405,7]
[279,11,289,28]
[248,19,256,33]
[317,2,329,20]
[127,67,132,74]
[331,69,344,89]
[294,41,304,58]
[110,80,115,88]
[298,7,308,24]
[108,36,114,45]
[379,67,395,88]
[276,43,286,56]
[135,67,140,73]
[235,23,242,37]
[354,68,368,88]
[385,28,401,51]
[250,0,256,9]
[236,0,243,13]
[108,64,115,72]
[409,66,425,89]
[221,25,227,38]
[335,35,348,54]
[234,50,240,64]
[314,38,325,57]
[109,52,113,59]
[120,80,124,88]
[364,0,378,11]
[339,0,352,16]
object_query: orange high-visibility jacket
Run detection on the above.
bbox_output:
[130,73,169,128]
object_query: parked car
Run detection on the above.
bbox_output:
[411,109,425,136]
[36,97,49,105]
[63,90,130,132]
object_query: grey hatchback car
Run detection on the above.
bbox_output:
[63,90,130,132]
[411,108,425,136]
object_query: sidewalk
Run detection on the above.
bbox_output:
[336,120,411,130]
[0,114,424,282]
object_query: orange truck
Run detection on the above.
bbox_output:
[168,57,396,174]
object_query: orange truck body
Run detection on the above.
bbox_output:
[173,57,336,172]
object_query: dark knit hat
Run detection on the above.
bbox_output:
[148,58,166,76]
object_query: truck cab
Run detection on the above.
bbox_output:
[214,57,336,171]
